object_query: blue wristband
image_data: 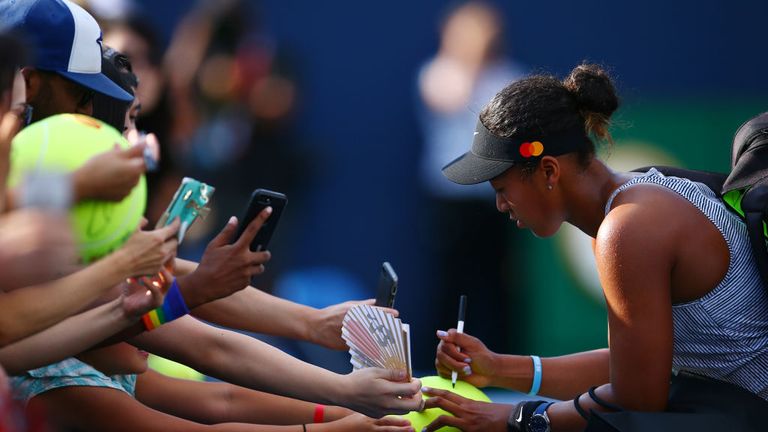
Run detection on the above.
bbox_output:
[529,355,542,396]
[162,278,190,320]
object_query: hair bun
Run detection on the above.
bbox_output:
[563,64,618,118]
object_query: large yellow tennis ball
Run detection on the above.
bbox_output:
[9,114,146,263]
[401,376,492,432]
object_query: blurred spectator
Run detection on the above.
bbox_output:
[0,33,26,211]
[74,0,136,21]
[416,1,526,353]
[102,14,182,226]
[0,34,25,116]
[105,0,307,291]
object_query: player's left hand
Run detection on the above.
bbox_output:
[310,298,399,351]
[421,386,513,432]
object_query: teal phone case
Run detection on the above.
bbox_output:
[156,177,215,244]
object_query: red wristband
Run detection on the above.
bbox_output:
[313,404,325,423]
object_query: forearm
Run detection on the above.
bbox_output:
[165,383,336,424]
[131,317,349,406]
[0,298,136,374]
[174,257,197,276]
[34,385,306,432]
[494,348,609,400]
[175,257,317,342]
[0,252,131,346]
[192,288,315,342]
[139,370,345,426]
[223,387,351,425]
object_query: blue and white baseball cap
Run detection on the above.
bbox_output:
[0,0,133,102]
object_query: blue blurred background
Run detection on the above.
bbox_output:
[105,0,768,373]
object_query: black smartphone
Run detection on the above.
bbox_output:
[235,189,287,251]
[374,261,398,308]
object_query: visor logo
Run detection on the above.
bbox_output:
[520,141,544,158]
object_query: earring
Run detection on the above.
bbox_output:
[547,184,553,190]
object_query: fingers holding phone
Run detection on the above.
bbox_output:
[234,189,287,253]
[229,188,287,287]
[184,217,274,307]
[234,206,272,251]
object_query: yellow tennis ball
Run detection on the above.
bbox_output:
[8,114,146,263]
[400,376,492,432]
[148,354,205,382]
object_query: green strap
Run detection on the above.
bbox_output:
[723,188,768,238]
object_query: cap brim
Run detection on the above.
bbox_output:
[442,152,514,185]
[59,71,134,102]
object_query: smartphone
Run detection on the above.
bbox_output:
[235,189,287,251]
[156,177,215,244]
[374,261,398,308]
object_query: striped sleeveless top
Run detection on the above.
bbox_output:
[604,168,768,400]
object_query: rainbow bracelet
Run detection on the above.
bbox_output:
[142,278,190,331]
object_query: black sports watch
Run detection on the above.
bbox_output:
[527,401,554,432]
[507,400,547,432]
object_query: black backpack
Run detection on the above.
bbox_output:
[634,112,768,287]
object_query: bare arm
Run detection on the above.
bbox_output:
[436,329,609,400]
[177,258,384,351]
[0,218,178,347]
[176,257,318,341]
[0,270,168,375]
[191,285,315,343]
[547,192,677,431]
[136,369,353,425]
[192,288,379,351]
[0,298,136,374]
[33,381,411,432]
[493,349,609,399]
[130,316,422,418]
[0,256,126,347]
[29,385,305,432]
[6,144,148,211]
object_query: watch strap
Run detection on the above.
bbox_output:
[528,401,554,432]
[507,400,547,432]
[533,401,554,416]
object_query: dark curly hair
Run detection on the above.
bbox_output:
[480,63,619,173]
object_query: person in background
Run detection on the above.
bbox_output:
[416,1,527,358]
[102,14,183,226]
